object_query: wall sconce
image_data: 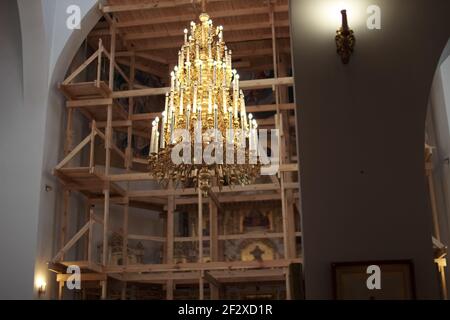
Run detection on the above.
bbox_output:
[335,10,355,64]
[35,277,47,297]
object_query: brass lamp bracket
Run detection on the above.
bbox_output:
[335,10,355,64]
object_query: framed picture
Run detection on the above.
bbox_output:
[332,260,416,300]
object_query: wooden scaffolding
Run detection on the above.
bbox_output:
[50,0,302,300]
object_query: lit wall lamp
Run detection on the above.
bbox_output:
[335,9,355,64]
[35,277,47,298]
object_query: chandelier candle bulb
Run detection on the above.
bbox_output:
[179,88,184,116]
[224,50,228,68]
[193,85,198,113]
[186,44,190,64]
[222,89,227,114]
[164,93,169,124]
[186,61,191,79]
[187,104,191,129]
[153,120,157,154]
[197,108,202,136]
[170,72,175,91]
[160,112,166,149]
[150,121,155,155]
[252,119,258,152]
[208,90,212,114]
[216,43,220,61]
[222,63,227,87]
[213,62,217,85]
[170,109,175,143]
[208,42,212,60]
[181,50,185,69]
[214,104,218,131]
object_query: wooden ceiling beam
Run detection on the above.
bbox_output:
[90,20,289,39]
[118,20,289,41]
[130,32,291,52]
[113,4,288,28]
[100,0,228,13]
[116,58,168,79]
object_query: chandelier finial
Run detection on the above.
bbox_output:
[201,0,207,13]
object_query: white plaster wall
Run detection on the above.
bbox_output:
[34,0,100,300]
[0,0,100,299]
[291,0,450,299]
[0,0,31,300]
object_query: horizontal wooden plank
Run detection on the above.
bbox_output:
[105,258,302,274]
[67,98,112,108]
[111,77,293,99]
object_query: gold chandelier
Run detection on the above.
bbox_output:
[148,11,260,194]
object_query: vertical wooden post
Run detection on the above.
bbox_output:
[122,202,129,267]
[105,22,116,177]
[89,120,96,172]
[166,195,175,300]
[101,22,116,300]
[209,199,219,299]
[101,188,110,300]
[97,39,103,85]
[126,52,135,170]
[121,52,135,299]
[279,53,296,259]
[121,198,129,300]
[60,189,70,261]
[60,98,73,262]
[84,201,90,261]
[209,200,219,261]
[121,282,127,300]
[102,190,110,261]
[65,108,74,157]
[280,175,290,259]
[199,270,205,301]
[198,189,204,300]
[108,22,116,90]
[435,258,448,300]
[58,281,64,300]
[88,207,94,265]
[285,267,292,300]
[285,191,297,258]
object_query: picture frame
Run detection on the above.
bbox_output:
[332,260,416,300]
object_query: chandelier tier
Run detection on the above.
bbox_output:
[148,12,261,194]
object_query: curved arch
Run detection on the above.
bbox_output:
[16,0,100,299]
[48,1,101,86]
[438,39,450,67]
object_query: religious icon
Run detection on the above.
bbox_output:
[250,245,265,261]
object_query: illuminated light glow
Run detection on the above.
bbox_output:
[302,0,366,34]
[35,276,47,295]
